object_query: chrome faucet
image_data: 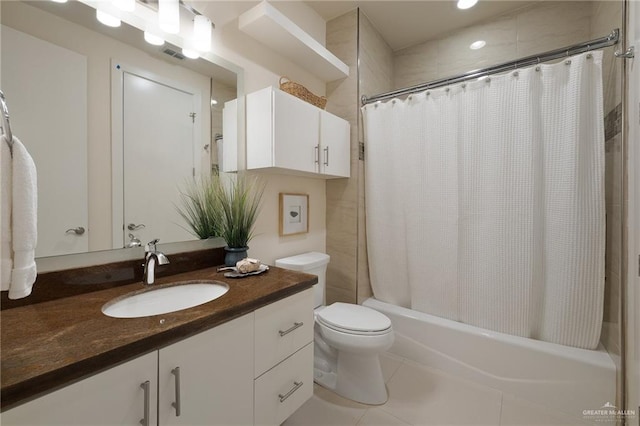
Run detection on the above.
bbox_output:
[143,239,169,285]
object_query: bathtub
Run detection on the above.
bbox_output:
[363,297,616,418]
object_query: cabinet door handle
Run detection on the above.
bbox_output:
[140,381,150,426]
[324,146,329,166]
[314,145,320,165]
[279,381,303,403]
[171,367,181,417]
[279,321,303,337]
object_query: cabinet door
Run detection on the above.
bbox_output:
[273,90,320,174]
[158,313,254,426]
[1,352,157,426]
[320,111,350,178]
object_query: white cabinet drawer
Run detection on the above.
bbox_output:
[254,343,313,426]
[254,288,314,377]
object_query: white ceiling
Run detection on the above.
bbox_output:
[304,1,538,51]
[201,1,538,52]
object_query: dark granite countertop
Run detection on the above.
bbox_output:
[0,265,317,411]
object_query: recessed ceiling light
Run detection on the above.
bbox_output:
[470,40,486,50]
[457,0,478,10]
[50,0,68,3]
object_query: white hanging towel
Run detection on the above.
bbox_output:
[1,136,37,299]
[1,138,12,288]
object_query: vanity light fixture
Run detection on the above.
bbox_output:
[96,10,121,27]
[144,31,165,46]
[158,0,180,34]
[182,48,200,59]
[470,40,486,50]
[114,0,135,13]
[457,0,478,10]
[193,15,212,52]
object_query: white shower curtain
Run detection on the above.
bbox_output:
[363,51,605,349]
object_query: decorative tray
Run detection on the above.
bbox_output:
[217,264,269,278]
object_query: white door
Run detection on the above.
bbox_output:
[1,25,88,257]
[122,72,198,246]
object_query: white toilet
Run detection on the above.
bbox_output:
[275,252,394,405]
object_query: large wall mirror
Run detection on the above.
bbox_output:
[1,0,242,260]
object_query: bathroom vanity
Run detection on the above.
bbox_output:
[0,262,316,426]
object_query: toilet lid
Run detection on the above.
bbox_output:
[316,303,391,333]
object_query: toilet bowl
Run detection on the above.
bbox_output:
[275,252,394,405]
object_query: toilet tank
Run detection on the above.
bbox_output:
[275,252,330,308]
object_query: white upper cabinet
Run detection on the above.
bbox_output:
[247,87,350,179]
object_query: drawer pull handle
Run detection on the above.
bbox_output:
[140,381,150,426]
[171,367,181,417]
[279,381,303,403]
[279,322,303,337]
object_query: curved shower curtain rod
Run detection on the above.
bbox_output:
[361,28,621,105]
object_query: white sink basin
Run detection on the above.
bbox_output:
[102,281,229,318]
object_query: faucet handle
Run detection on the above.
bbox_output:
[145,238,160,253]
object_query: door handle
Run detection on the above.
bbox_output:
[65,226,85,235]
[128,223,146,231]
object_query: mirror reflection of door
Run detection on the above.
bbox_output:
[1,25,89,257]
[122,71,200,247]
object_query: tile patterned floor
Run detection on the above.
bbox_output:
[283,353,594,426]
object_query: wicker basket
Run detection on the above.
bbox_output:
[279,77,327,109]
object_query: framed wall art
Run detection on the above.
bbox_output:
[279,193,309,236]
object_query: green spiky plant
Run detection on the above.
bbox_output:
[215,174,265,248]
[177,173,265,248]
[176,176,222,240]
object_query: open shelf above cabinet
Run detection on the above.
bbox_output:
[239,2,349,82]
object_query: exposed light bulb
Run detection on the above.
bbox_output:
[457,0,478,9]
[182,48,200,59]
[144,31,165,46]
[159,0,180,34]
[470,40,486,50]
[114,0,135,12]
[96,10,121,27]
[193,15,212,53]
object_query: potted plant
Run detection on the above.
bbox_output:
[177,176,221,240]
[177,173,264,266]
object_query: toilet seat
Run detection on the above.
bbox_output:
[316,303,392,336]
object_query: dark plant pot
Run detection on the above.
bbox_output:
[224,246,248,266]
